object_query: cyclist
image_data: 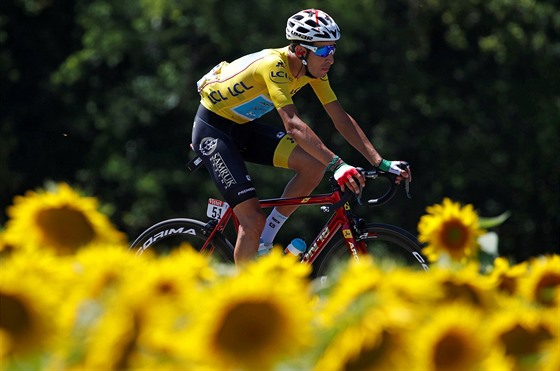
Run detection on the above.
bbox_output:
[192,9,411,264]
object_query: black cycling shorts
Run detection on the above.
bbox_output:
[191,105,297,208]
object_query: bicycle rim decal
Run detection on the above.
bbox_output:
[140,227,198,251]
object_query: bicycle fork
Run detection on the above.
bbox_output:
[340,205,369,261]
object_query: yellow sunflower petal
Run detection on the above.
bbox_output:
[519,254,560,308]
[418,198,485,263]
[4,183,125,254]
[410,302,493,370]
[189,254,314,370]
[0,263,62,359]
[487,303,558,370]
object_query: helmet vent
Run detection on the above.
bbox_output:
[286,9,340,42]
[304,20,319,28]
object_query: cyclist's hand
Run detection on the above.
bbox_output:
[378,159,412,184]
[334,163,364,193]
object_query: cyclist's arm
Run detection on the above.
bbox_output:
[277,104,336,167]
[323,100,383,167]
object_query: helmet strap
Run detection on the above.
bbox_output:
[300,50,318,79]
[291,43,318,79]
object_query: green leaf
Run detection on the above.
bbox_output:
[479,211,511,229]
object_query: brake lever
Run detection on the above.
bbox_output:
[405,178,412,199]
[397,163,412,199]
[355,167,367,206]
[356,185,364,205]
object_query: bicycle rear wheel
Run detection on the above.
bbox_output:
[129,218,234,263]
[312,223,428,277]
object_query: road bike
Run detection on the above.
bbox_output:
[129,158,429,277]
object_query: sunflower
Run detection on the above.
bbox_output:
[519,254,560,309]
[487,304,557,370]
[3,183,125,254]
[79,301,143,370]
[118,249,205,335]
[74,243,146,294]
[56,245,207,369]
[312,256,433,371]
[313,319,406,371]
[377,265,443,307]
[316,255,384,327]
[0,230,17,256]
[313,286,416,371]
[418,198,485,263]
[126,255,196,301]
[244,247,312,291]
[0,248,74,297]
[431,262,498,310]
[488,257,529,297]
[190,251,314,370]
[0,248,73,361]
[536,334,560,371]
[0,266,59,359]
[163,243,220,286]
[120,247,220,362]
[409,302,492,371]
[58,243,147,332]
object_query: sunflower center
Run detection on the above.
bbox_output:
[439,219,469,250]
[156,280,178,296]
[0,293,32,338]
[500,324,554,357]
[498,276,517,295]
[214,300,283,357]
[36,206,95,250]
[433,330,474,370]
[535,272,560,306]
[442,282,483,307]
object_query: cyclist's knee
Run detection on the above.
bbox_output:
[289,149,324,180]
[307,163,325,183]
[296,159,324,185]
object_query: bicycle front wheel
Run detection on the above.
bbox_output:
[129,218,234,263]
[312,223,429,277]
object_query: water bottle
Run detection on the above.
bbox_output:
[285,238,307,257]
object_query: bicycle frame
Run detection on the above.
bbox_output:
[199,188,366,265]
[129,162,423,272]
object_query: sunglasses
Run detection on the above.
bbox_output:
[300,44,336,58]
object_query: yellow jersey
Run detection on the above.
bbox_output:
[197,46,337,124]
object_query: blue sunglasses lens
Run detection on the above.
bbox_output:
[314,45,336,57]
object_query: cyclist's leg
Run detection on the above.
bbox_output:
[243,123,324,217]
[279,145,324,216]
[232,198,265,263]
[192,105,266,263]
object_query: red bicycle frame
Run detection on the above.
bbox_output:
[199,189,367,264]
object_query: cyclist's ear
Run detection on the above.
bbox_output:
[293,44,306,57]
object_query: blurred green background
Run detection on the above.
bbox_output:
[1,0,558,261]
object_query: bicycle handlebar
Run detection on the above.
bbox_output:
[363,162,412,205]
[322,164,411,212]
[362,168,403,206]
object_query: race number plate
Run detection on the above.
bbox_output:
[207,198,229,219]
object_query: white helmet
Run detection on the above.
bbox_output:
[286,9,341,43]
